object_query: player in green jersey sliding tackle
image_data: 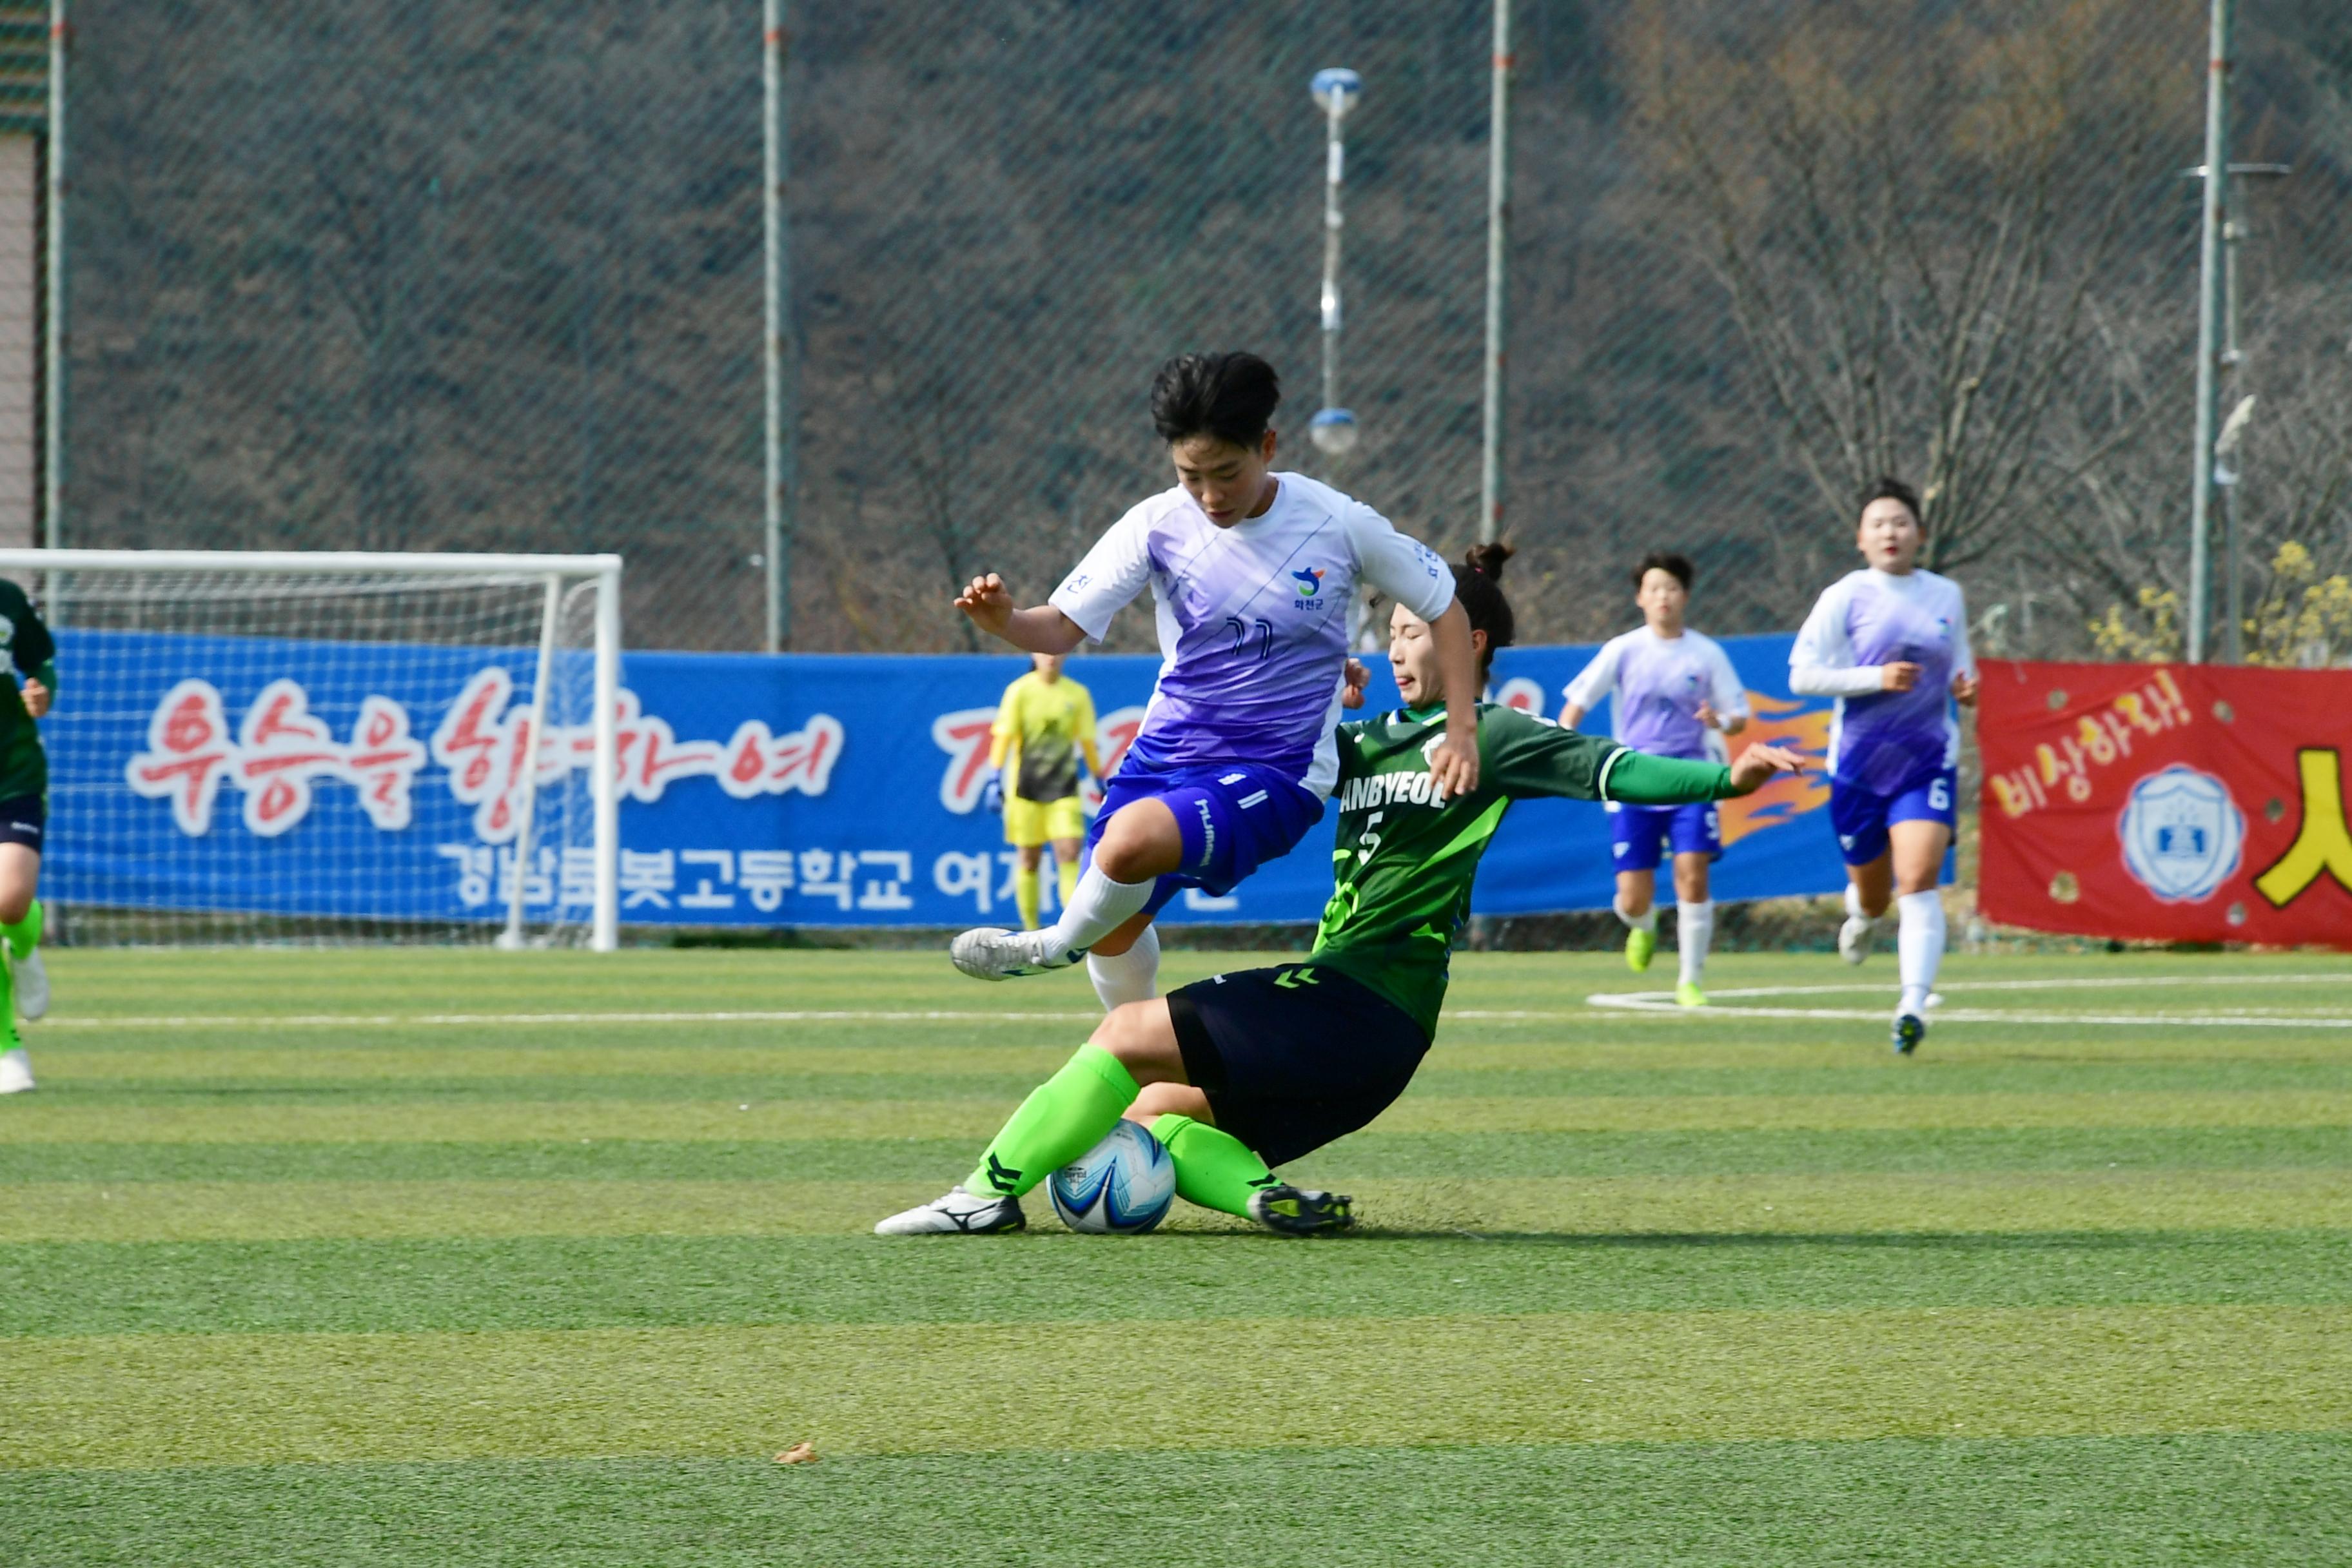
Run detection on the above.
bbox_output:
[876,542,1807,1235]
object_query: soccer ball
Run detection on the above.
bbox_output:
[1049,1120,1176,1234]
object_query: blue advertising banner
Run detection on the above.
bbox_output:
[48,629,1845,926]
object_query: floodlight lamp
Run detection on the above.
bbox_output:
[1309,407,1360,456]
[1311,68,1361,117]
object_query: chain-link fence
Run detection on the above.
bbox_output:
[55,1,2352,660]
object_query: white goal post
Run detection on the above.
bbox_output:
[0,549,623,950]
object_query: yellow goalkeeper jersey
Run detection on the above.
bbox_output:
[989,671,1101,803]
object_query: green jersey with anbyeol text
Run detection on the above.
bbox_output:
[0,579,55,803]
[1309,701,1733,1039]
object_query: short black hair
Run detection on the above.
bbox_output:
[1859,476,1924,526]
[1453,542,1517,680]
[1150,352,1281,447]
[1632,551,1694,591]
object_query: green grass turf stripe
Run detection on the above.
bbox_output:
[34,945,2349,1018]
[5,1170,2347,1243]
[6,1087,2347,1145]
[5,1306,2347,1468]
[6,1231,2347,1338]
[8,1435,2347,1568]
[10,1123,2347,1186]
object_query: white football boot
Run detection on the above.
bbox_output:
[1838,916,1875,966]
[873,1185,1025,1235]
[0,1046,32,1094]
[949,926,1079,982]
[13,948,48,1021]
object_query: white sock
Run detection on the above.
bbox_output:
[1677,901,1714,987]
[1613,897,1658,935]
[1896,890,1945,1017]
[1041,865,1157,959]
[1087,924,1161,1012]
[1843,882,1877,928]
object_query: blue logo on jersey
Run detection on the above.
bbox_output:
[2118,765,2244,903]
[1291,568,1324,599]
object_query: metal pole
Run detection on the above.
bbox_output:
[500,574,563,950]
[590,564,620,951]
[1478,0,1512,545]
[2221,193,2244,665]
[1320,95,1340,416]
[760,0,791,651]
[2187,0,2233,665]
[1307,68,1360,466]
[43,0,64,559]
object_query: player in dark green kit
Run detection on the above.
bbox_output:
[0,578,54,1095]
[876,544,1805,1235]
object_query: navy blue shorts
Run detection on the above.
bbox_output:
[0,794,43,853]
[1828,765,1956,868]
[1088,760,1324,917]
[1607,799,1721,873]
[1166,963,1427,1170]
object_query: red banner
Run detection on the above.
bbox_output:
[1977,660,2352,946]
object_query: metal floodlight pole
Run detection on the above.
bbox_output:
[1308,67,1360,466]
[761,0,794,651]
[2186,0,2234,665]
[1479,0,1513,545]
[43,0,66,569]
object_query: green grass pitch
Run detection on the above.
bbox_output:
[3,944,2349,1565]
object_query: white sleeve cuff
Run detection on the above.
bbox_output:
[1787,662,1883,698]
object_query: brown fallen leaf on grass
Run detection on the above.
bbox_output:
[774,1442,818,1465]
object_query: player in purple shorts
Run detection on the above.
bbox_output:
[946,351,1482,1009]
[1562,551,1749,1007]
[1790,477,1979,1055]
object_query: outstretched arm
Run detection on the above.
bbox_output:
[956,574,1087,655]
[1601,744,1808,805]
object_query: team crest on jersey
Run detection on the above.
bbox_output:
[2118,765,2243,904]
[1291,568,1324,599]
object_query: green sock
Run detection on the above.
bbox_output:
[965,1043,1139,1198]
[1151,1113,1279,1218]
[2,897,41,961]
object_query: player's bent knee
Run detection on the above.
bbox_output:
[1095,800,1182,883]
[1088,998,1186,1084]
[1124,1081,1211,1123]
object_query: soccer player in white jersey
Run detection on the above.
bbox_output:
[1562,551,1749,1006]
[948,351,1482,1010]
[1789,478,1979,1054]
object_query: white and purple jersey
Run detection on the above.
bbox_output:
[1563,627,1747,762]
[1790,568,1975,794]
[1050,473,1455,796]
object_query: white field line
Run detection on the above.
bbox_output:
[1589,971,2352,1027]
[33,1010,1110,1032]
[28,968,2350,1033]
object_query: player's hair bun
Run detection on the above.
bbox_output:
[1462,541,1516,582]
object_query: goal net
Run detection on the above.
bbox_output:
[0,550,621,948]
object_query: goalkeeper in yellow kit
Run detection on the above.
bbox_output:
[987,654,1103,930]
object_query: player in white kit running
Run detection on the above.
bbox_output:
[948,352,1482,1011]
[1562,551,1749,1006]
[1789,478,1978,1054]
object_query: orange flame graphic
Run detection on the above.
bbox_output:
[1719,691,1834,848]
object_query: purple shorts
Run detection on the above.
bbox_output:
[1829,764,1957,868]
[1088,760,1324,917]
[1607,799,1720,874]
